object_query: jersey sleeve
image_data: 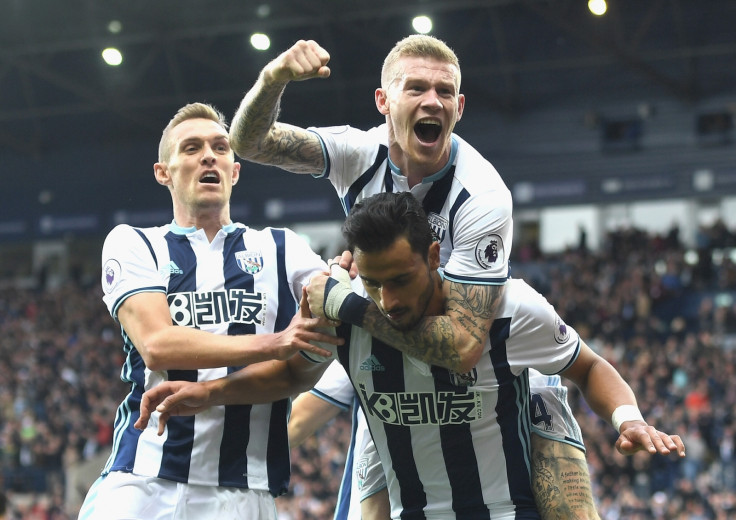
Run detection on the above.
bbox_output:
[308,125,384,197]
[282,227,329,299]
[308,360,354,411]
[442,189,512,285]
[506,281,580,376]
[101,224,166,320]
[282,228,341,364]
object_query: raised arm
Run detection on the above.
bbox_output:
[561,340,686,457]
[230,40,330,174]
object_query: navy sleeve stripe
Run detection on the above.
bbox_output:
[442,272,508,285]
[133,228,158,269]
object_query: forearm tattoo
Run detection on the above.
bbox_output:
[361,283,502,372]
[531,439,600,520]
[231,82,283,157]
[230,81,324,173]
[447,282,499,348]
[363,306,461,370]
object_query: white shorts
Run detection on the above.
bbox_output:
[356,438,387,502]
[78,471,278,520]
[529,373,586,452]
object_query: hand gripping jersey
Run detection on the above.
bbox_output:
[309,124,513,285]
[99,221,326,495]
[333,278,581,520]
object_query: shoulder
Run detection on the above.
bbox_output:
[309,124,387,145]
[452,135,509,193]
[104,224,152,248]
[253,226,307,244]
[504,279,576,343]
[105,223,167,240]
[503,278,549,309]
[251,227,323,260]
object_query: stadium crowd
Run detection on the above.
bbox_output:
[0,219,734,519]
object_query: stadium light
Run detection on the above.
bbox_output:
[412,15,433,34]
[588,0,607,16]
[250,33,270,51]
[102,47,123,66]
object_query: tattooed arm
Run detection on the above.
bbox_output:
[361,280,502,374]
[229,39,330,174]
[530,435,600,520]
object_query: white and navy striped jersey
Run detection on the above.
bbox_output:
[333,278,581,520]
[308,360,371,520]
[309,124,512,286]
[100,221,327,496]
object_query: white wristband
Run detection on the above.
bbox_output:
[611,405,644,433]
[323,264,356,321]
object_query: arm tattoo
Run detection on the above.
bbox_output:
[446,282,502,348]
[230,81,284,157]
[230,81,324,173]
[360,283,503,372]
[362,305,461,370]
[531,437,600,520]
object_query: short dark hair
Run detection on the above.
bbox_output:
[342,192,433,259]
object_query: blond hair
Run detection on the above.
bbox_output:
[381,34,461,89]
[158,102,228,163]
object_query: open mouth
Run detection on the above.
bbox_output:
[385,309,406,322]
[414,119,442,144]
[199,171,220,184]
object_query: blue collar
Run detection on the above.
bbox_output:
[169,220,237,235]
[387,135,458,184]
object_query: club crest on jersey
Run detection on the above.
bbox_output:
[554,314,571,344]
[102,259,121,294]
[426,212,448,243]
[450,367,478,387]
[355,454,369,490]
[235,251,263,275]
[475,233,504,269]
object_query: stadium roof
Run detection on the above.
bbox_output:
[2,0,735,154]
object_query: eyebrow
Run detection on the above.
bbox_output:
[178,134,229,147]
[360,272,410,285]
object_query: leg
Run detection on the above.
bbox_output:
[531,433,600,520]
[360,487,391,520]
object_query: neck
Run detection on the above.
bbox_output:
[173,206,231,242]
[426,271,445,316]
[387,143,451,189]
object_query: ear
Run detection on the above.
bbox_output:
[428,241,441,271]
[154,162,171,186]
[375,87,390,115]
[456,93,465,122]
[231,161,241,186]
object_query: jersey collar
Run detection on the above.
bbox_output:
[169,220,237,235]
[387,135,458,184]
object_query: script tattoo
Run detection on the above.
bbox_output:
[362,281,503,372]
[531,437,600,519]
[230,83,324,173]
